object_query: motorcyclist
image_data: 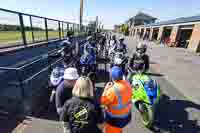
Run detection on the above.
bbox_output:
[83,36,97,56]
[51,39,77,68]
[98,35,106,57]
[108,35,118,55]
[78,36,97,79]
[127,42,150,81]
[110,37,128,72]
[113,37,128,54]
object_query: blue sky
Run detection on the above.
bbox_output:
[1,0,200,29]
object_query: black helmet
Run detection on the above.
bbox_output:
[112,35,116,39]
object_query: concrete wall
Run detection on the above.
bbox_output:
[157,26,164,40]
[143,28,147,39]
[170,26,179,43]
[188,23,200,52]
[149,28,154,40]
[131,22,200,52]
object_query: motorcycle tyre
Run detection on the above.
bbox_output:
[136,102,154,128]
[48,91,56,113]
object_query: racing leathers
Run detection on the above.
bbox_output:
[127,52,149,82]
[129,52,149,72]
[113,42,128,54]
[108,39,118,56]
[83,41,96,56]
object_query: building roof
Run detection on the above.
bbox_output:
[134,12,157,20]
[151,15,200,26]
[127,12,157,23]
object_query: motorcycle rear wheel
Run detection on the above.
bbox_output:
[138,103,154,128]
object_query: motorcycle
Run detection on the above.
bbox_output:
[128,67,161,128]
[111,51,128,78]
[48,64,65,111]
[79,50,97,82]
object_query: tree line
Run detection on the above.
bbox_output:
[0,24,56,31]
[114,24,129,36]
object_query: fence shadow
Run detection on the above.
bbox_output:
[152,94,200,133]
[0,115,28,133]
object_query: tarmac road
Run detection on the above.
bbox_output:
[2,36,200,133]
[123,37,200,133]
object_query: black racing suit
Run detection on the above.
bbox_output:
[113,42,127,54]
[127,52,149,82]
[51,45,78,68]
[129,52,149,72]
[111,43,128,74]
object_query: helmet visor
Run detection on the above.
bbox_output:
[137,48,145,53]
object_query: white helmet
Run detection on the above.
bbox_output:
[61,40,71,47]
[119,37,124,41]
[87,36,93,41]
[63,67,79,80]
[136,42,147,53]
[50,66,65,86]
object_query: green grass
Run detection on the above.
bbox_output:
[0,31,60,47]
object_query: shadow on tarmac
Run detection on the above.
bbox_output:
[0,115,29,133]
[150,61,158,65]
[22,68,110,122]
[152,94,200,133]
[146,72,164,77]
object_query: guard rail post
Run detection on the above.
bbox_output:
[19,13,27,47]
[58,21,61,40]
[29,16,35,42]
[45,18,48,41]
[62,22,64,38]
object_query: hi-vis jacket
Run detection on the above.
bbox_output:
[101,80,132,120]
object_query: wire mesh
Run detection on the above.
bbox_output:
[0,10,23,48]
[60,22,64,38]
[47,19,59,40]
[31,17,46,42]
[69,23,73,31]
[63,22,69,37]
[22,15,33,44]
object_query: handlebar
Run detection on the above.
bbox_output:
[128,66,146,75]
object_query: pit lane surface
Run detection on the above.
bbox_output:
[2,36,200,133]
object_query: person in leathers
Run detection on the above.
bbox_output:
[101,66,132,133]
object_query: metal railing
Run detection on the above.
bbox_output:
[0,8,87,49]
[0,34,89,115]
[0,48,62,114]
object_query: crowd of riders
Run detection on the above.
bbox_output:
[50,32,150,133]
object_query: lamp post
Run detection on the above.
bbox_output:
[80,0,84,32]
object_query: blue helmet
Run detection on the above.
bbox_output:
[111,66,123,81]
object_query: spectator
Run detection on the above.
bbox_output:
[61,76,103,133]
[56,67,79,115]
